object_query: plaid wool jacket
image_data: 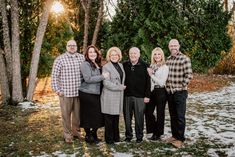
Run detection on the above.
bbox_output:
[51,52,85,97]
[166,52,192,94]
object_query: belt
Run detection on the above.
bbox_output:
[154,85,165,89]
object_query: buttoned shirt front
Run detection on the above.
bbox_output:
[166,52,192,93]
[51,52,85,97]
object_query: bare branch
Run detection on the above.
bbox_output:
[80,0,86,11]
[92,0,104,45]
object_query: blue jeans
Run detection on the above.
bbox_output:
[167,90,188,141]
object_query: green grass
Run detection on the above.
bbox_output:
[0,105,231,157]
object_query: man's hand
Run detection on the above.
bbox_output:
[57,92,64,97]
[144,97,150,103]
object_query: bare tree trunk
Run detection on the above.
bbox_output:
[224,0,228,11]
[0,0,12,89]
[92,0,104,46]
[26,0,53,101]
[0,49,10,105]
[81,0,91,54]
[10,0,23,104]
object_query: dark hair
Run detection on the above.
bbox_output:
[84,45,102,69]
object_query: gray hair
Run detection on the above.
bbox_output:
[129,47,140,54]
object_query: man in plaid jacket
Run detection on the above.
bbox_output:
[165,39,192,148]
[51,39,85,144]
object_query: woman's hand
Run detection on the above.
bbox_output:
[102,72,109,78]
[147,68,153,76]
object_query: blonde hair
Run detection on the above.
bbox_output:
[106,47,122,62]
[151,47,165,65]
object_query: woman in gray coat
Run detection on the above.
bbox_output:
[101,47,126,144]
[79,45,109,144]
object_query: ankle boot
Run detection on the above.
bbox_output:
[84,128,92,143]
[91,129,101,143]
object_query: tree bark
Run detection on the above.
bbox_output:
[0,49,10,105]
[26,0,53,101]
[10,0,23,104]
[81,0,91,54]
[0,0,12,88]
[224,0,228,11]
[92,0,104,46]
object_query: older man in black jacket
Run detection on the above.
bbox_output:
[123,47,151,143]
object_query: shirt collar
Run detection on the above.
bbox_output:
[169,52,182,59]
[66,51,77,58]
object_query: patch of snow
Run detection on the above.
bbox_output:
[227,146,235,157]
[18,102,38,111]
[112,152,133,157]
[185,82,235,155]
[18,102,60,111]
[207,148,219,157]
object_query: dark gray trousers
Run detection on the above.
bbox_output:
[123,96,145,140]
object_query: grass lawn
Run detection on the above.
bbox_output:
[0,74,234,156]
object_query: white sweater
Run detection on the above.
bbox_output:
[150,64,169,91]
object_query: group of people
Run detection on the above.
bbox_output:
[51,38,192,148]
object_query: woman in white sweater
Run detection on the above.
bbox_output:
[145,47,169,141]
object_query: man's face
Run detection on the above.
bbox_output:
[129,50,140,64]
[66,40,77,54]
[168,40,180,56]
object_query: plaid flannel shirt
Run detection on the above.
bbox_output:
[166,52,192,94]
[51,52,85,97]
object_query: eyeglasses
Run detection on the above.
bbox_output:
[67,45,77,47]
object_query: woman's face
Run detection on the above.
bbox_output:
[88,48,97,61]
[110,51,119,63]
[153,51,162,63]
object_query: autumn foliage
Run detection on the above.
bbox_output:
[213,24,235,74]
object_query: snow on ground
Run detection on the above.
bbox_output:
[18,102,60,111]
[20,82,235,157]
[185,82,235,156]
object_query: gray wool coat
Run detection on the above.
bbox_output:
[100,62,126,115]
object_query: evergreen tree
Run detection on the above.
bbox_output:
[103,0,232,71]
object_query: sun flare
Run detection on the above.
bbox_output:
[51,1,64,14]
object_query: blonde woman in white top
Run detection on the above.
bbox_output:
[145,47,169,141]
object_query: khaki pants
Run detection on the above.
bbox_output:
[59,96,80,140]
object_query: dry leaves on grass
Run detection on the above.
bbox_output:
[188,74,231,93]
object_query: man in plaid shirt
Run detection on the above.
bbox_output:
[51,39,85,144]
[165,39,192,148]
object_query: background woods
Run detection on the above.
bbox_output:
[1,0,235,106]
[0,0,105,105]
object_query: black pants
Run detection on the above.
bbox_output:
[145,88,167,136]
[123,96,145,140]
[167,90,188,142]
[104,114,120,143]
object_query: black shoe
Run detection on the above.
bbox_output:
[124,138,132,142]
[114,139,120,143]
[85,134,94,144]
[136,138,143,143]
[149,134,160,141]
[106,140,114,144]
[85,135,89,142]
[91,129,101,144]
[94,137,102,144]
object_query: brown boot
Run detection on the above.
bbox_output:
[171,140,184,148]
[164,136,177,143]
